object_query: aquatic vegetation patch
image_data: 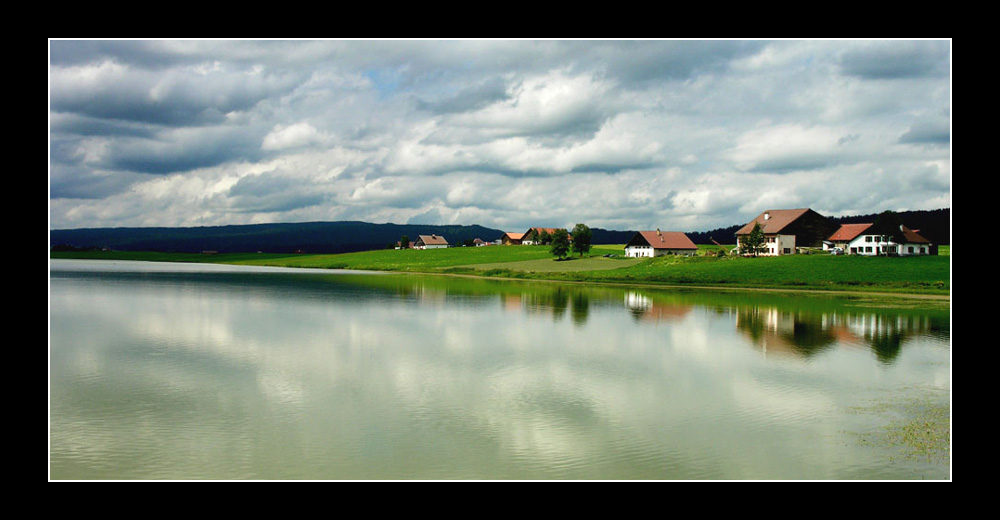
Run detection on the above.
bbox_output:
[852,393,950,469]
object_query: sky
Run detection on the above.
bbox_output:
[49,39,951,233]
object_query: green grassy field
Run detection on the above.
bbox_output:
[52,243,951,296]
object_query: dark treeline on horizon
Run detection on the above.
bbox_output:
[50,209,950,254]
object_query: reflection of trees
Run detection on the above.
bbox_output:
[516,287,589,324]
[735,307,836,357]
[357,274,941,365]
[871,332,903,364]
[735,306,937,363]
[571,292,590,326]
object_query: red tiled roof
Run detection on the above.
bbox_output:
[503,232,525,240]
[417,234,448,246]
[632,231,698,250]
[736,208,810,235]
[900,226,931,244]
[525,227,564,235]
[828,223,872,242]
[524,228,572,240]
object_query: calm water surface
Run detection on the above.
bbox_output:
[49,259,951,480]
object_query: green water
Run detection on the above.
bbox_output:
[49,260,950,480]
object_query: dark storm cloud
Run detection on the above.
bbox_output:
[417,77,512,114]
[592,40,767,83]
[839,41,950,79]
[105,127,265,174]
[50,112,159,139]
[227,170,327,213]
[50,60,303,127]
[899,109,951,145]
[49,163,144,199]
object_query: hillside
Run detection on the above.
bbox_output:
[49,222,507,254]
[49,209,950,254]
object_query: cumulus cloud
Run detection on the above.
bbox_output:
[261,122,329,151]
[49,40,951,233]
[899,109,951,146]
[728,123,863,173]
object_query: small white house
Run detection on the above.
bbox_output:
[413,234,449,249]
[624,230,698,258]
[825,223,932,256]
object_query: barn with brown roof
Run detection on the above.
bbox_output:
[413,234,449,249]
[735,208,839,256]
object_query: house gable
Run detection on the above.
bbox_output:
[736,208,838,249]
[624,231,697,257]
[626,231,697,250]
[414,234,448,247]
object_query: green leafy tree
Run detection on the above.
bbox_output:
[539,230,552,245]
[400,235,409,249]
[571,223,593,257]
[526,229,539,244]
[743,222,765,257]
[550,228,570,260]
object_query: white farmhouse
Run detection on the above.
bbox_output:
[413,234,449,249]
[624,230,698,257]
[825,223,932,256]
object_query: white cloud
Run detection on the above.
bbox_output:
[49,40,951,232]
[261,122,328,151]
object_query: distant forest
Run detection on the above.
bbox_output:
[50,209,949,254]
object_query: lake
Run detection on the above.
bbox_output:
[49,259,951,480]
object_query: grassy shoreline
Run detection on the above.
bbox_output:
[51,243,951,300]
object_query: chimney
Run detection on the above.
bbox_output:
[764,212,770,221]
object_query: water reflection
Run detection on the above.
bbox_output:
[731,305,944,363]
[49,261,950,480]
[334,273,947,364]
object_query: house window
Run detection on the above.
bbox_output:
[865,246,872,253]
[851,247,858,254]
[783,248,791,254]
[908,246,914,253]
[865,236,873,243]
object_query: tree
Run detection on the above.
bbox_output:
[539,230,552,245]
[550,229,570,260]
[400,235,409,249]
[743,222,765,257]
[872,210,906,244]
[571,223,593,257]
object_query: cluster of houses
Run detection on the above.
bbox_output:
[733,208,934,256]
[396,234,450,250]
[500,227,570,246]
[397,208,935,257]
[501,226,699,258]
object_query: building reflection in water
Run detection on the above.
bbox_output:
[390,277,940,366]
[734,305,939,364]
[624,291,692,323]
